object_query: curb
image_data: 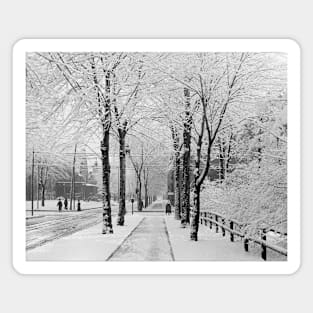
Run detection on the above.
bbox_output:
[163,217,176,261]
[164,217,176,261]
[106,216,145,261]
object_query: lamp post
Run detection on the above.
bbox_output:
[70,144,77,210]
[131,197,134,215]
[37,163,39,210]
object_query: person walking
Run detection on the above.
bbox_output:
[165,201,172,215]
[77,199,81,211]
[64,198,68,210]
[57,198,63,212]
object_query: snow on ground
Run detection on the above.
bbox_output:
[108,216,173,261]
[26,200,285,262]
[26,215,143,261]
[165,216,262,261]
[244,239,287,261]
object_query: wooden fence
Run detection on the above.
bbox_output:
[200,211,287,261]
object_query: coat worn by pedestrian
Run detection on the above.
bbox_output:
[57,200,63,211]
[165,202,172,215]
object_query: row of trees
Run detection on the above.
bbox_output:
[26,51,287,240]
[147,52,286,240]
[26,52,169,233]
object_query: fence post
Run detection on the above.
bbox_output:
[261,229,267,261]
[222,218,225,236]
[230,221,234,242]
[215,215,219,233]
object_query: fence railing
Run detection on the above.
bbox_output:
[199,211,287,261]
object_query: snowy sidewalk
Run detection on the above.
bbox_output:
[165,216,262,261]
[26,215,143,261]
[108,216,174,261]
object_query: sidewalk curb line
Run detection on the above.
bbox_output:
[164,217,176,261]
[105,216,145,261]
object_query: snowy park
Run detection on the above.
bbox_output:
[25,50,288,262]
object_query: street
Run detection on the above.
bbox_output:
[26,200,140,250]
[26,208,103,250]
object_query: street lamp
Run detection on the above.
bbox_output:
[131,197,134,215]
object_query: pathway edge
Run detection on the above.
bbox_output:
[106,216,145,261]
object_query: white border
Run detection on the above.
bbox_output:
[13,39,300,275]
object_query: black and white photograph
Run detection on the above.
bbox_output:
[13,39,300,274]
[3,1,313,312]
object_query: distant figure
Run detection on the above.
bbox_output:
[165,201,172,215]
[57,199,63,212]
[77,199,81,211]
[64,198,68,210]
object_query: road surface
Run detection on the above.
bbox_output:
[26,201,140,250]
[26,208,104,250]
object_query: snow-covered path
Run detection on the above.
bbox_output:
[108,216,174,261]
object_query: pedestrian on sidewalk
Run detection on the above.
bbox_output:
[77,199,81,211]
[64,198,68,210]
[57,198,63,212]
[165,201,172,215]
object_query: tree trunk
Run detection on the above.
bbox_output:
[117,129,126,226]
[101,135,113,233]
[101,72,113,234]
[143,167,149,208]
[190,184,200,241]
[190,106,212,241]
[171,125,181,220]
[219,139,225,181]
[144,189,148,208]
[181,88,191,227]
[39,166,49,207]
[225,133,232,178]
[190,141,201,241]
[174,152,181,219]
[41,185,45,207]
[137,177,142,211]
[91,58,113,234]
[144,179,148,208]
